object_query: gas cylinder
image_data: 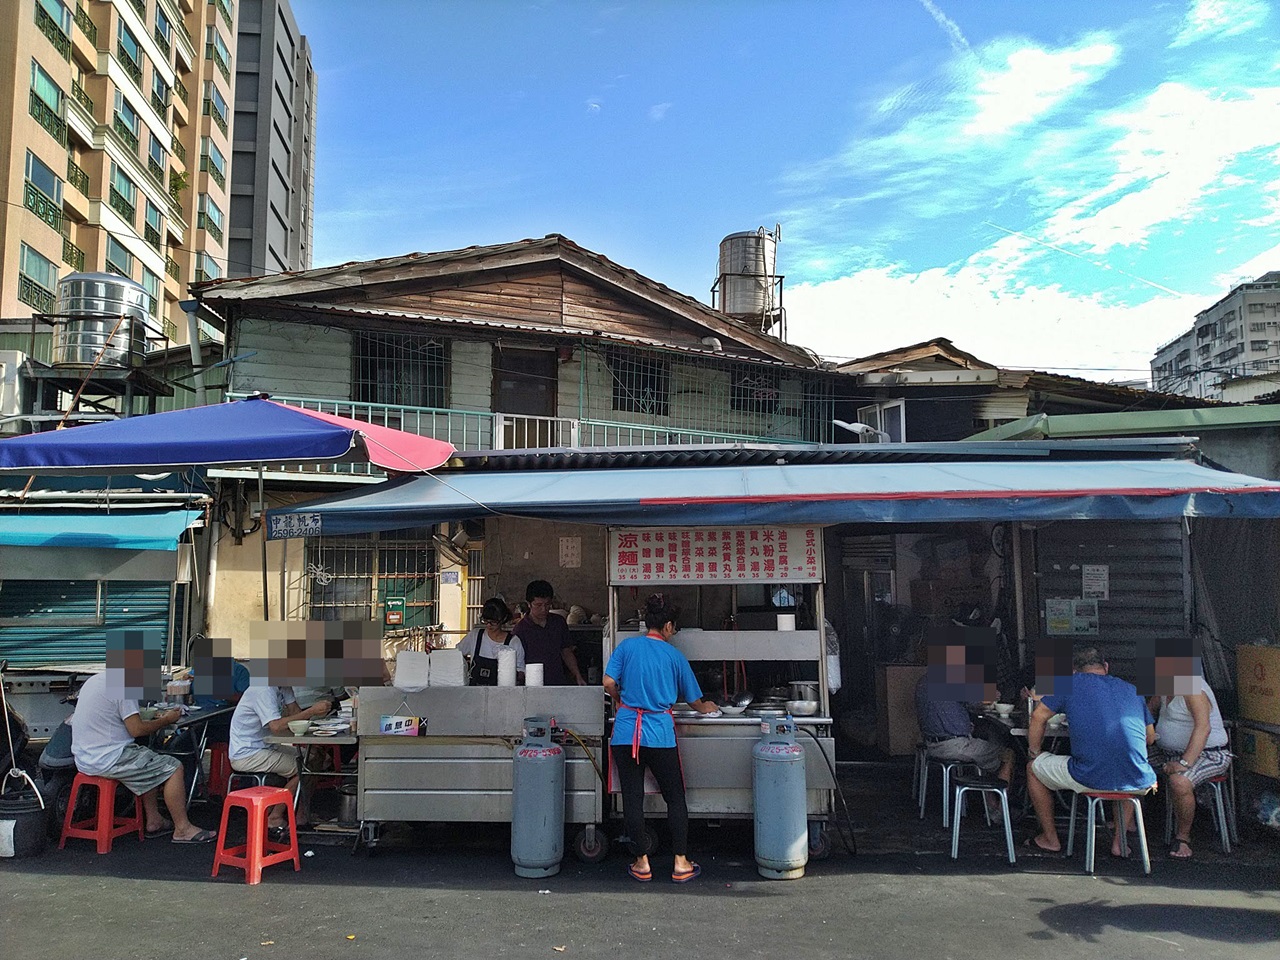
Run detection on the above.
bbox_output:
[752,716,808,879]
[511,716,565,878]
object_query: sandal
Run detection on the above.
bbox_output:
[171,828,216,844]
[672,863,702,883]
[1168,839,1193,859]
[627,863,652,882]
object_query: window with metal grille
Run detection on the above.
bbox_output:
[729,363,780,414]
[352,331,447,409]
[464,543,486,630]
[607,350,669,415]
[305,527,437,627]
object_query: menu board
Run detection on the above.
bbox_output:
[608,526,823,584]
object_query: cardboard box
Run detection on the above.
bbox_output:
[876,663,927,756]
[1238,725,1280,780]
[1237,645,1280,726]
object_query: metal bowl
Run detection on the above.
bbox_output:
[786,699,819,716]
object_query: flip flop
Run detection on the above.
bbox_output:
[1021,836,1061,854]
[145,821,174,838]
[672,863,702,883]
[1168,839,1193,859]
[171,828,217,844]
[627,863,652,883]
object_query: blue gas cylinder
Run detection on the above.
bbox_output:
[511,716,565,878]
[752,716,808,879]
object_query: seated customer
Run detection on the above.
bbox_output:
[1149,649,1231,859]
[71,647,214,843]
[229,682,332,834]
[914,635,1014,821]
[1025,645,1157,855]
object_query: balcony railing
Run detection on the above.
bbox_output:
[105,259,131,279]
[19,274,57,313]
[71,80,94,115]
[67,156,90,194]
[223,393,806,478]
[145,222,162,249]
[63,236,85,271]
[198,213,223,243]
[175,77,189,106]
[75,4,97,46]
[206,45,231,84]
[200,155,225,188]
[194,268,211,283]
[148,155,166,186]
[109,185,136,225]
[165,255,181,279]
[171,134,186,163]
[24,181,63,232]
[127,0,146,19]
[151,90,169,117]
[116,43,143,86]
[203,100,228,135]
[154,26,171,58]
[216,0,234,31]
[29,90,68,145]
[36,3,72,60]
[113,113,140,154]
[162,316,178,340]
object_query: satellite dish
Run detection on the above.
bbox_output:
[432,529,470,568]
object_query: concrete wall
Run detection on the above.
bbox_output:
[479,517,610,619]
[231,316,350,398]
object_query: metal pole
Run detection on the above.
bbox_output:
[259,465,269,620]
[1011,522,1026,668]
[180,299,206,405]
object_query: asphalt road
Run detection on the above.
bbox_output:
[4,769,1280,960]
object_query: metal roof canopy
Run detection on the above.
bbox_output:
[967,406,1280,441]
[265,445,1280,539]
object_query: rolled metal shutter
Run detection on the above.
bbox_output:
[1032,520,1188,677]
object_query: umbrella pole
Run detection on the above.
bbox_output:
[259,466,270,620]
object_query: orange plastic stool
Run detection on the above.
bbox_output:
[211,786,300,884]
[59,773,144,854]
[207,743,231,799]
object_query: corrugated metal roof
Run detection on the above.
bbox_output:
[967,405,1280,441]
[443,438,1200,472]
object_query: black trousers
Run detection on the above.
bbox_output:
[611,744,688,858]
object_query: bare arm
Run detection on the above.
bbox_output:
[561,646,587,685]
[264,697,331,736]
[1163,693,1210,771]
[603,675,620,709]
[122,708,182,739]
[689,697,720,715]
[1026,701,1054,757]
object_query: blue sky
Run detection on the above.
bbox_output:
[293,0,1280,380]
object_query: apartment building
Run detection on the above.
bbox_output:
[0,0,237,346]
[1152,271,1280,401]
[228,0,314,277]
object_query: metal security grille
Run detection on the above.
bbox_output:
[352,331,448,409]
[606,350,670,415]
[464,544,486,629]
[730,362,780,414]
[306,527,436,626]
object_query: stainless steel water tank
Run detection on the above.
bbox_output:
[718,229,778,320]
[52,272,154,369]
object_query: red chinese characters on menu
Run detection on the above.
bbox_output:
[608,527,821,583]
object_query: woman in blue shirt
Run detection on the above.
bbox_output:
[604,595,720,883]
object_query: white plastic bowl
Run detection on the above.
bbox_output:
[720,704,747,716]
[994,704,1014,717]
[786,699,819,716]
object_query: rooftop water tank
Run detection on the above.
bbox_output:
[51,272,154,369]
[717,227,781,331]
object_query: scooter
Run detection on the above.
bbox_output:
[36,692,80,838]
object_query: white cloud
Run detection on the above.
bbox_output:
[964,42,1117,136]
[585,98,603,113]
[1171,0,1270,47]
[1041,82,1280,253]
[917,0,971,54]
[785,264,1202,379]
[648,102,672,122]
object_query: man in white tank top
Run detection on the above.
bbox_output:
[1149,655,1231,860]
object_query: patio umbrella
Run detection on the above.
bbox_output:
[0,394,456,617]
[0,394,455,476]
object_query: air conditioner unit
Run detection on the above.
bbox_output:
[0,350,27,435]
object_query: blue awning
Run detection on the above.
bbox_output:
[0,509,203,551]
[266,459,1280,538]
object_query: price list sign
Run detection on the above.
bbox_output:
[609,526,823,584]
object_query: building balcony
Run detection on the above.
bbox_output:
[147,156,167,190]
[165,255,181,280]
[145,222,162,250]
[66,155,91,195]
[203,100,228,136]
[70,80,94,118]
[151,90,169,120]
[171,134,187,164]
[108,185,136,226]
[113,113,140,155]
[29,90,68,146]
[24,181,64,233]
[154,26,172,59]
[216,0,234,31]
[18,274,56,314]
[200,155,225,189]
[63,236,86,272]
[197,213,223,244]
[116,43,143,88]
[36,3,72,61]
[221,393,808,480]
[127,0,146,19]
[74,4,98,46]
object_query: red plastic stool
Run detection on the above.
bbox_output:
[59,773,144,854]
[207,743,231,799]
[211,786,300,884]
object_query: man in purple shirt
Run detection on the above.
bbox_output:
[512,580,587,686]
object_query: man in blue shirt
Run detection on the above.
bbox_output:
[1025,645,1156,855]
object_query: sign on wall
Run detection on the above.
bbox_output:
[608,526,823,584]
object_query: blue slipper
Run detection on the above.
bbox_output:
[672,863,701,883]
[628,863,652,882]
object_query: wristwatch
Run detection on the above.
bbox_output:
[1177,758,1191,768]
